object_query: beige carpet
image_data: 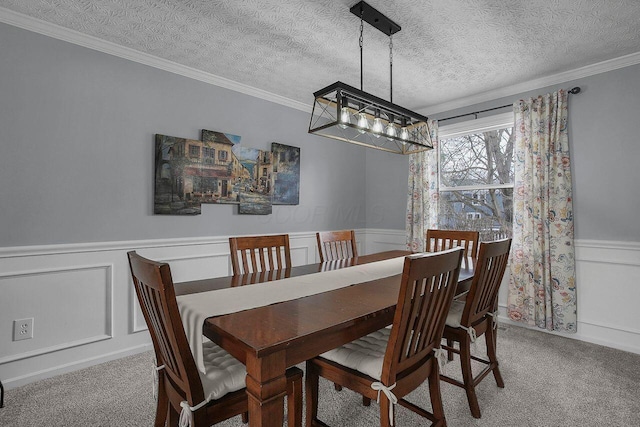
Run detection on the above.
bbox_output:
[1,324,639,426]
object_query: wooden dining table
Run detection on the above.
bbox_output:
[175,250,475,427]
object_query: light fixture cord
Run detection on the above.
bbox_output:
[389,34,393,103]
[359,10,364,91]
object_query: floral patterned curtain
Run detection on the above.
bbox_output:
[508,90,577,333]
[406,119,439,252]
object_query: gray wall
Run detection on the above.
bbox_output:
[0,23,367,247]
[364,149,409,230]
[367,64,640,242]
[2,21,638,247]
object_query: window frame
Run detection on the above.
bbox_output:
[437,112,514,192]
[437,112,514,236]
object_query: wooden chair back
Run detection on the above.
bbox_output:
[426,229,480,259]
[461,238,512,327]
[127,251,205,405]
[229,234,291,275]
[382,248,464,383]
[316,230,358,262]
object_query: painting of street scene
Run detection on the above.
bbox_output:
[154,134,203,215]
[155,130,276,215]
[234,146,273,215]
[271,143,300,205]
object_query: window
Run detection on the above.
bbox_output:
[203,147,215,164]
[438,113,514,240]
[189,145,200,158]
[218,150,228,161]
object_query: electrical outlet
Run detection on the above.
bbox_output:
[13,318,34,341]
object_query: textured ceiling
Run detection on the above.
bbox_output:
[2,0,640,112]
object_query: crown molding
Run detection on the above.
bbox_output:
[418,51,640,115]
[2,7,639,117]
[0,7,311,113]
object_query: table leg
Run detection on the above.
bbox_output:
[245,352,287,427]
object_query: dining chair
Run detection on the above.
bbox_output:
[316,230,358,262]
[127,251,303,427]
[316,230,359,393]
[439,238,512,418]
[305,248,464,427]
[426,229,480,260]
[228,234,292,275]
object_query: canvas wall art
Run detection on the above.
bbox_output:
[154,134,203,215]
[271,143,300,205]
[154,130,298,215]
[234,146,273,215]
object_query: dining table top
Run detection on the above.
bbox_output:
[174,249,476,427]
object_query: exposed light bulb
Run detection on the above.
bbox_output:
[338,107,351,129]
[385,123,397,141]
[372,117,383,137]
[399,126,409,140]
[356,113,369,134]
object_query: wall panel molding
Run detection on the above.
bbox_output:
[0,263,114,364]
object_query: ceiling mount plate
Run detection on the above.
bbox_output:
[349,1,401,36]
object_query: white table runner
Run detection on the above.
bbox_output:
[176,256,406,373]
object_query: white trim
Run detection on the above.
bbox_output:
[438,112,514,138]
[157,252,229,264]
[0,7,310,113]
[0,231,321,258]
[437,113,515,195]
[2,343,153,389]
[0,334,113,365]
[419,51,640,115]
[2,7,639,117]
[0,264,114,364]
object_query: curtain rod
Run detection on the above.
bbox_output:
[437,86,581,123]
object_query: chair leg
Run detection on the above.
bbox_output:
[287,371,303,427]
[334,383,343,391]
[446,338,454,361]
[459,336,481,418]
[305,361,320,427]
[428,367,448,427]
[379,393,393,427]
[242,412,249,424]
[154,374,168,427]
[485,326,504,388]
[167,402,181,426]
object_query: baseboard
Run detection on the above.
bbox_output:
[2,343,153,390]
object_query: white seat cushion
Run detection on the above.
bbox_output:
[198,340,247,401]
[445,300,466,328]
[320,328,390,380]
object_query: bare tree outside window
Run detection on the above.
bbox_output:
[439,124,514,241]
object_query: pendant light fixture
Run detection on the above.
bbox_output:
[308,1,433,155]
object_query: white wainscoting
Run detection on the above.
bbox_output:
[0,231,345,388]
[0,230,638,389]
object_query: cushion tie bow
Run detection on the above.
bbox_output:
[371,382,398,426]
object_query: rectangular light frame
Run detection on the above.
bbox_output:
[308,81,434,155]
